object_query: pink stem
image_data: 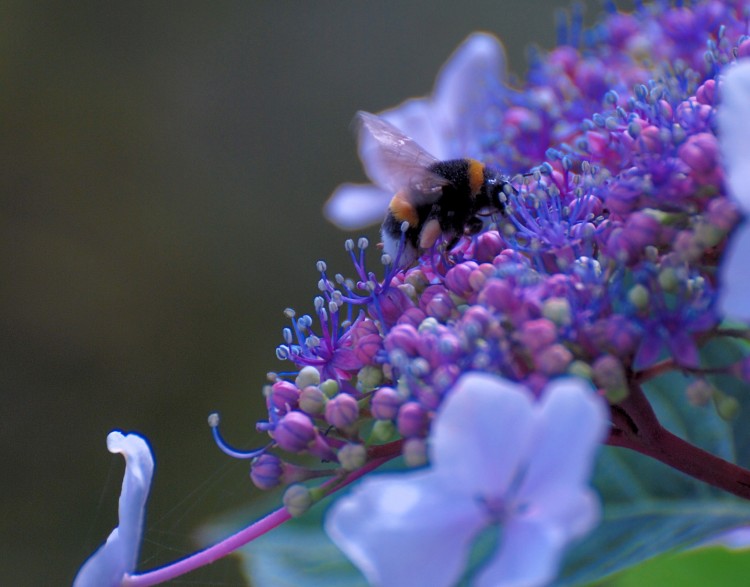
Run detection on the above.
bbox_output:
[124,453,395,587]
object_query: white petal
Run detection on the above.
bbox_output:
[719,222,750,321]
[73,432,154,587]
[378,98,447,159]
[431,373,536,497]
[476,516,570,587]
[432,32,506,158]
[719,60,750,212]
[517,377,608,503]
[323,183,391,230]
[325,471,486,587]
[701,525,750,549]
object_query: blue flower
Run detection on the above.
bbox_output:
[718,60,750,321]
[73,432,154,587]
[323,32,506,230]
[325,373,608,587]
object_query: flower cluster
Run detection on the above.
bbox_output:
[75,2,750,586]
[237,0,749,485]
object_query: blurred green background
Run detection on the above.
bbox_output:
[0,2,604,585]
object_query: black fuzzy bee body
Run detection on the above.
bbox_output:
[355,112,509,267]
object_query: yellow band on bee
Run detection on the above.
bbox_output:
[467,159,485,197]
[389,190,419,226]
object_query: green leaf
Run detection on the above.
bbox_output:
[593,546,750,587]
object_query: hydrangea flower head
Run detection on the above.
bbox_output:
[75,2,750,586]
[325,373,608,587]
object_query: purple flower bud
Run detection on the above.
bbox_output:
[477,278,515,313]
[378,287,415,326]
[431,363,460,394]
[517,318,557,353]
[695,79,716,105]
[425,291,455,321]
[371,386,402,420]
[325,393,360,430]
[437,333,462,362]
[416,331,441,369]
[738,39,750,59]
[469,264,495,292]
[678,132,720,184]
[418,285,449,313]
[474,231,504,262]
[397,307,427,328]
[536,343,574,376]
[397,401,429,438]
[460,309,491,343]
[274,411,316,452]
[250,454,284,490]
[270,380,300,412]
[624,211,662,250]
[444,261,479,297]
[706,197,741,232]
[384,323,420,355]
[354,333,383,366]
[636,125,666,154]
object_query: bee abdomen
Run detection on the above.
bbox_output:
[388,190,419,227]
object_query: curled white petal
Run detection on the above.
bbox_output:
[73,431,154,587]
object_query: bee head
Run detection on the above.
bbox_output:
[482,169,511,212]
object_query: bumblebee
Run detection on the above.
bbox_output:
[356,111,510,267]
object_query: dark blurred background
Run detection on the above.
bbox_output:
[0,2,603,585]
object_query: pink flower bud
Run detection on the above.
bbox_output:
[397,401,429,438]
[274,411,316,453]
[371,386,402,420]
[325,393,360,430]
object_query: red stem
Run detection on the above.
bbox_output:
[607,381,750,500]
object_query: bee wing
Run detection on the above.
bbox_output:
[356,111,449,200]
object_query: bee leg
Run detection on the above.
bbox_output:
[418,218,443,250]
[465,215,484,236]
[445,234,460,251]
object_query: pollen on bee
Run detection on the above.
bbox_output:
[389,190,419,227]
